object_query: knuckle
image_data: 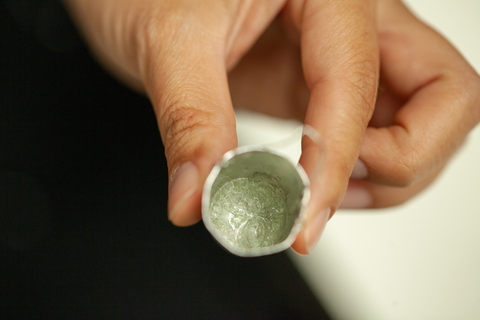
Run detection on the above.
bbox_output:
[143,5,189,39]
[162,103,210,150]
[333,56,378,124]
[393,153,420,187]
[138,5,198,63]
[351,58,378,96]
[345,72,378,123]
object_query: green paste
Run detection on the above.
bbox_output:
[210,173,287,249]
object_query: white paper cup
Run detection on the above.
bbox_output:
[202,146,310,257]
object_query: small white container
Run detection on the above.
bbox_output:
[202,146,310,257]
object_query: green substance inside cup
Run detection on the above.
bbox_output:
[210,173,287,249]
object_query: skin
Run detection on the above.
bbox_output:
[64,0,480,255]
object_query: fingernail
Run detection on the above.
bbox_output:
[301,125,327,179]
[351,159,368,179]
[303,124,324,148]
[168,162,199,222]
[305,207,331,253]
[340,185,372,208]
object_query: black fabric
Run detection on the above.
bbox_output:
[0,2,331,319]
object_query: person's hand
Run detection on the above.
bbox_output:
[64,0,480,255]
[227,0,480,254]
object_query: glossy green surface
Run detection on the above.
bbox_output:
[210,173,288,249]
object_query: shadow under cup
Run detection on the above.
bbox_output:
[202,147,310,257]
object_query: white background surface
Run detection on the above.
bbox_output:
[236,1,480,319]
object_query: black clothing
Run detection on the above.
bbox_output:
[0,1,331,319]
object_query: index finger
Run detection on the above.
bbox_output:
[284,0,379,254]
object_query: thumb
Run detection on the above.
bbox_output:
[144,28,237,227]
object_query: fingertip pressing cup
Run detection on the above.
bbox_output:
[202,146,310,257]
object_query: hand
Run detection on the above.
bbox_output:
[64,0,480,255]
[229,0,480,254]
